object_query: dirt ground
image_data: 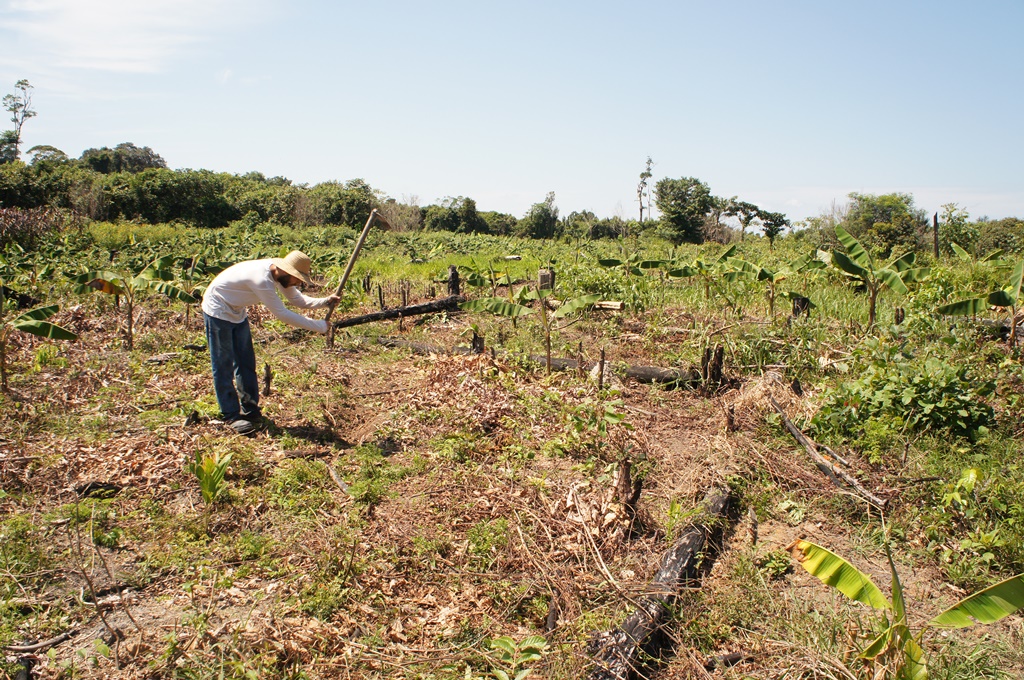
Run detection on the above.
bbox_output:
[2,302,1021,679]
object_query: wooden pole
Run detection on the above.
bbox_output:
[325,209,386,348]
[933,212,940,259]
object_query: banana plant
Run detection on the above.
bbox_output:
[69,255,197,350]
[832,226,929,326]
[949,242,1005,266]
[789,538,1024,680]
[179,249,229,327]
[726,251,826,318]
[666,244,738,301]
[597,253,666,277]
[937,259,1023,347]
[461,289,601,375]
[0,301,77,391]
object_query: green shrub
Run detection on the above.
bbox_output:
[814,343,994,444]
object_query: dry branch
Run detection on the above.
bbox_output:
[768,396,887,509]
[588,487,732,680]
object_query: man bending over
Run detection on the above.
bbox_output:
[201,250,339,434]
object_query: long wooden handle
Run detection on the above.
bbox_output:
[325,209,382,347]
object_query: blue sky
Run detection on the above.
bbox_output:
[2,0,1022,223]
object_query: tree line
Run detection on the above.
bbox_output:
[2,79,1022,255]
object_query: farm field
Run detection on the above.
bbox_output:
[2,220,1023,680]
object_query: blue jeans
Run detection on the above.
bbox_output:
[204,312,260,421]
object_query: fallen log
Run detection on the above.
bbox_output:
[588,487,732,680]
[768,396,887,509]
[371,336,700,386]
[332,295,465,329]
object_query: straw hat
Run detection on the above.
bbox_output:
[272,250,314,286]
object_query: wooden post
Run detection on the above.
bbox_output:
[362,273,372,294]
[598,349,606,391]
[538,267,555,290]
[447,265,460,296]
[933,212,940,259]
[262,363,272,396]
[377,283,385,310]
[471,330,484,354]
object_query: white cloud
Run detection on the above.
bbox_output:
[0,0,267,73]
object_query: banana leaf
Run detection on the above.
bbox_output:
[148,280,198,304]
[832,251,870,279]
[11,319,78,341]
[788,539,891,610]
[460,297,534,319]
[928,573,1024,628]
[836,226,872,269]
[70,270,126,296]
[937,297,988,316]
[877,267,909,296]
[950,242,972,262]
[552,294,601,319]
[12,304,59,322]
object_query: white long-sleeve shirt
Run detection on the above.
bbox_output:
[201,259,331,333]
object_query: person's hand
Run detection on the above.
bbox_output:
[326,295,341,306]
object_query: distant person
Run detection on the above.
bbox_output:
[201,250,338,434]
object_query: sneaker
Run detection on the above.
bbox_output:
[227,419,256,435]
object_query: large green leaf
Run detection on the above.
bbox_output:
[789,252,827,273]
[713,244,738,264]
[597,259,624,268]
[460,297,534,319]
[835,225,872,269]
[11,319,78,341]
[552,294,601,319]
[937,297,988,316]
[638,260,665,270]
[148,280,198,304]
[889,251,917,272]
[71,270,126,296]
[1004,259,1023,304]
[832,251,869,280]
[928,573,1024,628]
[986,290,1016,308]
[898,267,930,284]
[666,266,698,278]
[13,304,59,322]
[950,242,972,262]
[877,267,909,296]
[788,539,891,610]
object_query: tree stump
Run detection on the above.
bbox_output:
[700,344,724,393]
[538,267,556,290]
[791,295,811,318]
[447,265,461,296]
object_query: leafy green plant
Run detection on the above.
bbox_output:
[832,225,928,326]
[188,451,233,505]
[487,634,547,680]
[666,244,737,301]
[788,537,1024,680]
[70,254,197,349]
[0,301,77,390]
[726,251,825,318]
[461,288,600,374]
[937,259,1022,347]
[814,345,994,443]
